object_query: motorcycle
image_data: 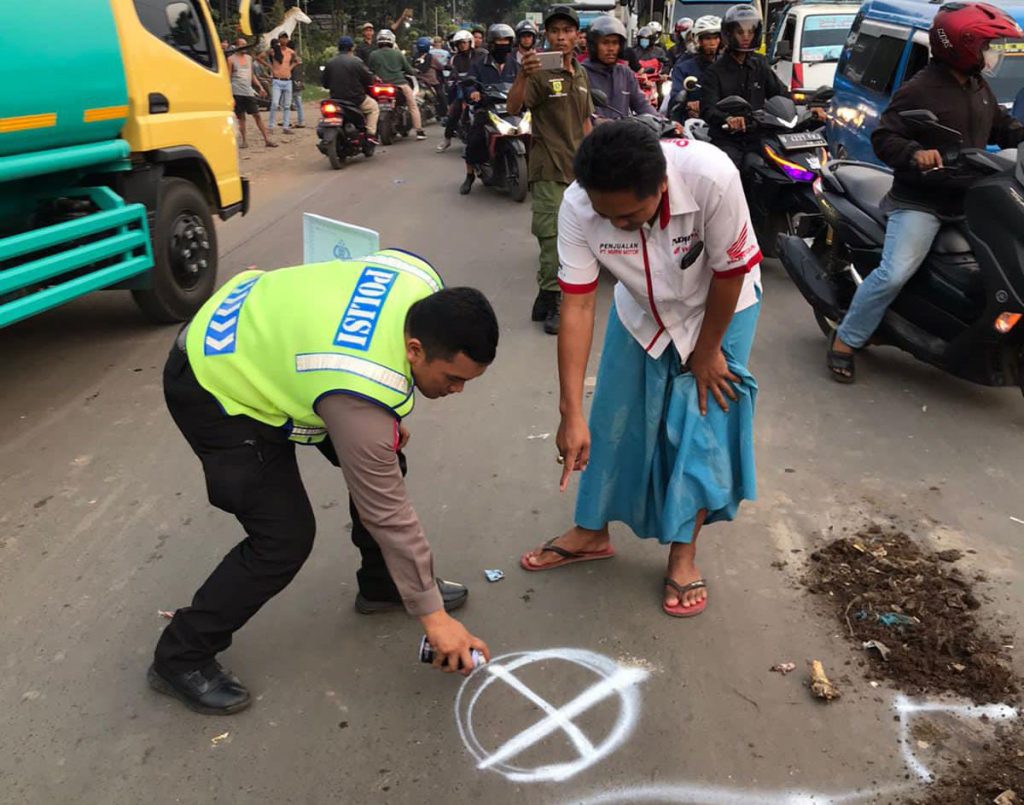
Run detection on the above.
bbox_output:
[636,58,668,109]
[777,109,1024,392]
[465,83,531,203]
[665,77,710,142]
[315,98,375,170]
[714,88,833,255]
[591,88,679,139]
[372,76,418,145]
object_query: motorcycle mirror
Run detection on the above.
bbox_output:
[716,95,752,116]
[591,88,610,107]
[810,86,835,104]
[683,75,700,91]
[900,109,963,145]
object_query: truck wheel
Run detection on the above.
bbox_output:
[132,178,217,323]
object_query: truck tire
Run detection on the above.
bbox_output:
[132,178,218,323]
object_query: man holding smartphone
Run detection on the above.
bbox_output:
[508,5,594,336]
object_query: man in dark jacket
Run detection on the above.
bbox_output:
[459,24,521,194]
[354,22,376,64]
[582,14,657,119]
[828,2,1024,382]
[322,37,379,140]
[701,4,801,166]
[670,15,720,117]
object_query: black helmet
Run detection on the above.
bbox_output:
[515,19,538,42]
[722,4,762,52]
[487,23,516,44]
[586,15,627,58]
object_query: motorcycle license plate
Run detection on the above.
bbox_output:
[778,131,828,150]
[378,100,395,110]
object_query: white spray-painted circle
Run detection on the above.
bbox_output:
[455,648,649,784]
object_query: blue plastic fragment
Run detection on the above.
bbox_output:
[484,569,505,582]
[878,612,917,627]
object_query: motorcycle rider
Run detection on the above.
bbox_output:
[414,35,447,121]
[321,36,380,143]
[368,29,427,141]
[635,25,670,70]
[701,4,823,168]
[582,15,658,119]
[515,19,538,63]
[459,23,522,195]
[827,3,1024,383]
[669,17,695,64]
[670,16,721,118]
[471,25,486,50]
[437,29,484,152]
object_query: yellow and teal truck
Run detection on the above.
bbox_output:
[0,0,263,327]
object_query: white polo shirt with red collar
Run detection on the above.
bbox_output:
[557,139,762,362]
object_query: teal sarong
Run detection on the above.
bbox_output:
[574,298,760,544]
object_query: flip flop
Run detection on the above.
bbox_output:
[519,537,615,572]
[662,577,708,618]
[827,330,855,384]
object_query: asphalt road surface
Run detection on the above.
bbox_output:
[2,125,1023,805]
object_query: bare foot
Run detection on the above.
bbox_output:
[523,526,610,568]
[664,541,706,610]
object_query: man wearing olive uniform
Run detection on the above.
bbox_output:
[150,250,499,714]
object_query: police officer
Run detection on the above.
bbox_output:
[149,251,499,714]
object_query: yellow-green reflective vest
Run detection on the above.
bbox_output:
[185,249,443,444]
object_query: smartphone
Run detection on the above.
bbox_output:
[537,50,564,71]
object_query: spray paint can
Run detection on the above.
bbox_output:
[419,636,486,670]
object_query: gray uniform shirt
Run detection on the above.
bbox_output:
[230,54,255,97]
[315,395,443,616]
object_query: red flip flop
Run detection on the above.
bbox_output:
[662,577,708,618]
[519,537,616,572]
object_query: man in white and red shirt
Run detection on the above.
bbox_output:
[520,121,762,619]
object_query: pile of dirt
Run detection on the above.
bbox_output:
[804,526,1017,703]
[908,721,1024,805]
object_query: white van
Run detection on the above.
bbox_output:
[769,2,859,101]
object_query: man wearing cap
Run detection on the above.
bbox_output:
[148,251,498,715]
[355,22,377,63]
[508,5,594,336]
[322,37,380,141]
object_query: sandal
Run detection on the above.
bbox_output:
[519,537,615,572]
[662,578,708,618]
[827,331,855,384]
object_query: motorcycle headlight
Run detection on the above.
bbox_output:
[518,110,532,136]
[488,111,517,137]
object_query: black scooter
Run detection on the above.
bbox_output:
[715,89,833,255]
[316,99,375,170]
[465,83,530,203]
[777,110,1024,392]
[590,88,678,139]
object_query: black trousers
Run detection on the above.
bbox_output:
[154,344,402,673]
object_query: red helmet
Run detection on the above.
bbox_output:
[929,2,1023,73]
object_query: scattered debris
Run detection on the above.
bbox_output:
[526,432,551,440]
[936,549,964,563]
[770,662,797,675]
[157,610,175,620]
[1011,517,1024,527]
[869,681,880,688]
[483,569,504,582]
[863,640,891,661]
[210,732,230,746]
[804,527,1017,701]
[808,660,840,701]
[994,791,1018,805]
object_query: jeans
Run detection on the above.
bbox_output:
[154,344,403,673]
[290,88,304,125]
[269,78,292,129]
[837,208,942,349]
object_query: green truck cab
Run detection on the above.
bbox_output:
[1,0,263,328]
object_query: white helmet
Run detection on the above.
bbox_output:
[451,29,472,46]
[693,15,722,37]
[649,20,663,35]
[376,29,396,46]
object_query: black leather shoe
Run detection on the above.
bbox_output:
[147,661,251,715]
[543,292,561,335]
[459,174,475,195]
[355,578,468,615]
[531,289,552,322]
